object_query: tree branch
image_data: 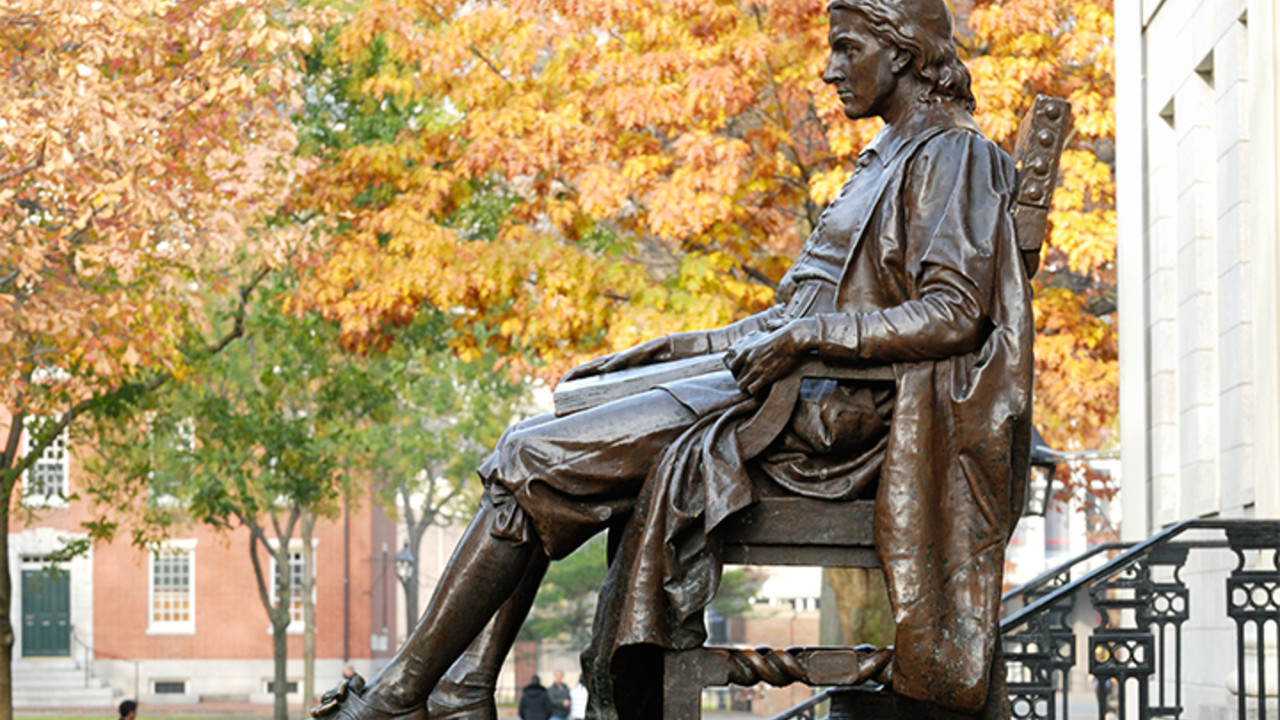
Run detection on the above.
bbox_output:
[207,266,273,356]
[420,3,511,86]
[283,505,301,546]
[0,140,46,186]
[399,482,417,532]
[468,46,512,85]
[7,266,273,484]
[245,518,278,618]
[0,407,27,499]
[738,262,779,290]
[3,402,74,489]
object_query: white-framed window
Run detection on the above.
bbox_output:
[148,540,196,634]
[21,421,68,507]
[268,542,315,633]
[148,417,195,508]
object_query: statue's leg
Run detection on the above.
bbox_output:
[320,389,702,720]
[427,550,549,720]
[356,501,536,715]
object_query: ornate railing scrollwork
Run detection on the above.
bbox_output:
[773,520,1280,720]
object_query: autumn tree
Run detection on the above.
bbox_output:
[290,0,1116,453]
[0,1,323,716]
[358,316,530,630]
[292,35,533,631]
[85,283,371,720]
[290,0,1116,666]
[960,0,1117,454]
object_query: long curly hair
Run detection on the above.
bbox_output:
[826,0,977,112]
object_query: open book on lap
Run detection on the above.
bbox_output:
[553,353,730,416]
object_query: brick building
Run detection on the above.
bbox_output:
[7,416,399,707]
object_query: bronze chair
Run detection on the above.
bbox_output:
[660,95,1072,720]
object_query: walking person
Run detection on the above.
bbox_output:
[517,675,554,720]
[547,671,570,719]
[569,677,588,720]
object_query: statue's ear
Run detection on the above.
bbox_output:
[891,48,911,74]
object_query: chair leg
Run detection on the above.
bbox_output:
[663,648,733,720]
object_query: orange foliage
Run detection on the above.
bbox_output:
[0,0,320,415]
[292,0,1116,449]
[965,0,1117,451]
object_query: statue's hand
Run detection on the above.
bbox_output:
[726,320,818,396]
[560,337,671,383]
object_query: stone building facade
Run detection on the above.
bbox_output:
[1116,0,1280,715]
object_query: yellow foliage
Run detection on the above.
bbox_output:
[1,0,320,413]
[290,0,1116,448]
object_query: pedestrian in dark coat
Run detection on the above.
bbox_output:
[518,675,555,720]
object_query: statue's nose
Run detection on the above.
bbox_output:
[823,57,844,84]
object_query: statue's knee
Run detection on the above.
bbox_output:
[491,426,541,473]
[493,426,524,456]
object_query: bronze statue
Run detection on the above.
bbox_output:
[313,0,1033,718]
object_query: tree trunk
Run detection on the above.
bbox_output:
[403,518,422,635]
[1,414,23,720]
[399,484,430,636]
[272,543,292,720]
[825,567,895,648]
[273,614,290,720]
[0,474,13,720]
[302,511,316,708]
[246,516,299,720]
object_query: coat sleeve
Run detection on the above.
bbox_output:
[665,304,786,357]
[813,130,1016,363]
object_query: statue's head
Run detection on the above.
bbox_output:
[825,0,975,113]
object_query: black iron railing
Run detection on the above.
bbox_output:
[767,688,837,720]
[769,519,1280,720]
[1000,540,1138,720]
[1002,519,1277,720]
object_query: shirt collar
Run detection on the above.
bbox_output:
[858,101,977,165]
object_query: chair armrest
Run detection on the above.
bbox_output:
[736,358,893,459]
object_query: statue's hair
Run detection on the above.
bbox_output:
[827,0,976,112]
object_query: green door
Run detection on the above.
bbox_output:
[21,568,70,657]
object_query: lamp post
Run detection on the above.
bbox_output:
[1025,426,1060,517]
[394,543,418,635]
[1023,427,1123,517]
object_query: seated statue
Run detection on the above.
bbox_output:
[314,0,1033,718]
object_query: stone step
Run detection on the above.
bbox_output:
[12,658,78,672]
[12,662,117,709]
[13,687,118,709]
[13,673,109,689]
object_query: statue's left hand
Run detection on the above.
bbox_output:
[726,320,818,396]
[560,336,672,383]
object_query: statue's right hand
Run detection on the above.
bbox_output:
[559,337,672,383]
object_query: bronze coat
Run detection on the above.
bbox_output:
[581,101,1032,719]
[835,104,1033,713]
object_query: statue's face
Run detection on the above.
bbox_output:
[823,8,902,121]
